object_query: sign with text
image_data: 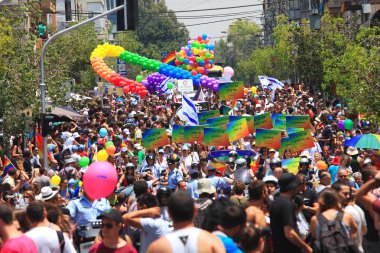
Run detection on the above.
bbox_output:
[255,128,282,148]
[204,127,229,147]
[219,81,245,100]
[184,125,205,143]
[198,110,220,125]
[172,125,186,143]
[221,105,232,115]
[227,118,249,142]
[282,157,301,175]
[288,130,315,153]
[177,79,194,93]
[278,137,292,156]
[254,113,273,130]
[229,116,254,134]
[272,114,287,130]
[142,128,169,151]
[286,115,311,129]
[207,116,230,128]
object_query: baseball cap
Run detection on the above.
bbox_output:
[97,209,122,223]
[158,149,164,154]
[134,144,142,150]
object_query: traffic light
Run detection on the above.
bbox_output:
[116,0,138,31]
[42,114,72,137]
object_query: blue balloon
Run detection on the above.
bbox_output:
[202,34,208,40]
[184,58,189,64]
[187,51,192,57]
[199,60,205,66]
[209,44,214,50]
[99,128,107,138]
[209,60,213,65]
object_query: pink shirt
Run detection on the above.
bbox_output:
[0,235,39,253]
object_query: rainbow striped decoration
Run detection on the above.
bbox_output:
[1,156,15,177]
[162,51,176,65]
[36,132,53,161]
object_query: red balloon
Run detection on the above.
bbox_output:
[174,59,180,65]
[197,36,202,41]
[197,67,204,74]
[123,86,130,93]
[191,70,197,76]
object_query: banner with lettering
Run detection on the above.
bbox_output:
[227,118,249,142]
[254,113,273,130]
[142,128,170,151]
[207,116,230,128]
[287,128,304,135]
[219,81,245,100]
[288,130,315,153]
[184,125,205,143]
[272,114,287,130]
[282,157,301,175]
[198,110,220,125]
[204,127,229,147]
[278,137,292,156]
[172,125,186,143]
[286,115,311,129]
[229,116,254,134]
[255,128,282,148]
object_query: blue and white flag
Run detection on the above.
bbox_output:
[258,75,284,90]
[182,93,199,125]
[160,77,173,95]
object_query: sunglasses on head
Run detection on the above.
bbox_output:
[101,223,114,229]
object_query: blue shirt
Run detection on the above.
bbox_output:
[187,179,199,199]
[140,164,163,179]
[168,169,183,190]
[208,175,228,192]
[66,196,111,228]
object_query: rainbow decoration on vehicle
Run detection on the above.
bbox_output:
[90,34,222,97]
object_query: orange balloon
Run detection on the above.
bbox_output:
[106,145,116,155]
[316,161,328,170]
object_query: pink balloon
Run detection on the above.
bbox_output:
[224,66,234,78]
[83,161,117,199]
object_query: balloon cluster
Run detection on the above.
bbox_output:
[199,75,220,91]
[175,34,215,75]
[158,64,202,86]
[118,51,161,72]
[90,43,148,98]
[141,73,173,94]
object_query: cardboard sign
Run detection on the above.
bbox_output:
[172,125,186,143]
[229,116,254,134]
[177,79,194,92]
[282,157,301,175]
[219,81,245,100]
[227,118,249,142]
[184,125,205,143]
[278,137,292,156]
[204,127,229,147]
[289,130,315,153]
[272,114,287,130]
[286,115,311,129]
[254,113,273,130]
[287,128,304,135]
[255,128,282,148]
[142,128,169,151]
[198,110,220,125]
[207,116,230,128]
[221,105,232,115]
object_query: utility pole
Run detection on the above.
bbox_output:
[40,5,125,169]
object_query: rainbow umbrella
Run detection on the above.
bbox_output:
[344,134,380,149]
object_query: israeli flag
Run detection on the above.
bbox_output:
[182,93,199,126]
[160,77,173,95]
[258,75,284,90]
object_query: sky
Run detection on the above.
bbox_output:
[165,0,263,43]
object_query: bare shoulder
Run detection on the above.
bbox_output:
[198,230,226,253]
[147,237,172,253]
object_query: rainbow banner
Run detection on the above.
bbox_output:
[184,125,205,143]
[172,125,186,143]
[287,128,304,135]
[219,81,245,101]
[221,105,232,115]
[207,116,229,128]
[255,128,282,148]
[272,114,287,130]
[286,115,311,129]
[198,110,220,125]
[36,132,53,161]
[162,50,176,65]
[278,137,292,156]
[1,156,15,177]
[142,128,170,151]
[227,118,249,142]
[282,157,301,175]
[288,130,315,153]
[254,113,273,130]
[229,116,254,134]
[204,127,229,147]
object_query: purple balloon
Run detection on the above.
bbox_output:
[338,120,345,130]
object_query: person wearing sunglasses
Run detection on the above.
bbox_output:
[89,209,137,253]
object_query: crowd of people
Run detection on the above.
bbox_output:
[0,82,380,253]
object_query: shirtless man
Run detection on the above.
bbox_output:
[147,191,226,253]
[245,180,269,228]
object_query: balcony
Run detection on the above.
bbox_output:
[40,0,56,12]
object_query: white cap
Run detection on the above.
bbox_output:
[255,104,262,108]
[263,175,278,184]
[123,129,130,135]
[134,144,142,150]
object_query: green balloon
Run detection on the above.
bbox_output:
[79,156,90,168]
[196,57,201,63]
[105,141,114,148]
[136,75,143,83]
[344,119,354,130]
[167,82,173,89]
[205,52,211,58]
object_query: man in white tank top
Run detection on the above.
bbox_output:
[147,191,226,253]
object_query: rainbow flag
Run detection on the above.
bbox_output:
[36,132,53,161]
[232,100,241,110]
[1,156,15,177]
[162,51,176,65]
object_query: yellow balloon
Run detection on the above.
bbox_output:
[79,181,83,187]
[98,150,109,161]
[51,175,61,185]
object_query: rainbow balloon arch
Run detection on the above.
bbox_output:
[90,34,233,97]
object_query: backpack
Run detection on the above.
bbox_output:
[314,211,359,253]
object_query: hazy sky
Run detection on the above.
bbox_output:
[165,0,263,43]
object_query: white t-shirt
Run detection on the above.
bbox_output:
[26,226,76,253]
[140,217,170,253]
[345,204,366,253]
[182,152,200,171]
